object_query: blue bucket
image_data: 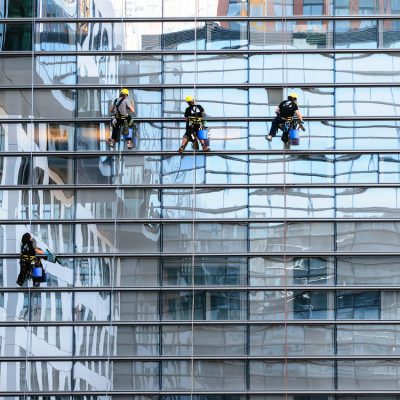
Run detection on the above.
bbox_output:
[32,267,43,278]
[289,129,300,145]
[197,129,208,140]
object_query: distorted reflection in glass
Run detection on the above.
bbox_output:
[249,188,334,218]
[335,19,377,49]
[249,53,334,84]
[249,155,334,184]
[30,291,73,321]
[249,257,335,286]
[379,154,400,183]
[162,188,247,219]
[382,19,400,48]
[74,291,110,321]
[335,154,378,183]
[114,325,159,356]
[34,123,74,151]
[336,222,400,252]
[0,57,33,85]
[36,56,76,85]
[73,361,110,391]
[0,23,32,51]
[250,360,334,390]
[206,21,248,50]
[249,324,334,356]
[37,0,76,17]
[75,223,160,253]
[164,54,248,84]
[113,361,159,391]
[33,156,74,185]
[250,222,334,252]
[249,0,333,16]
[336,188,400,218]
[337,290,380,319]
[36,23,76,51]
[337,257,400,286]
[0,124,33,152]
[114,291,159,321]
[163,223,247,253]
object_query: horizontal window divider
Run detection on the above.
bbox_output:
[1,184,400,190]
[2,252,400,258]
[0,285,398,293]
[1,116,400,123]
[2,218,400,224]
[2,82,400,90]
[2,48,400,56]
[2,15,400,23]
[0,391,400,397]
[0,320,396,327]
[2,355,400,362]
[3,149,400,156]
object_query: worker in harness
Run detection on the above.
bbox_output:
[17,233,45,287]
[179,96,210,153]
[108,88,136,149]
[265,92,305,143]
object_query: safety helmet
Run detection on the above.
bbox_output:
[120,88,129,96]
[185,95,194,103]
[288,92,298,100]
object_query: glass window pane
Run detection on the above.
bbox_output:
[36,56,76,85]
[337,324,400,356]
[162,188,248,219]
[250,257,335,286]
[114,292,159,321]
[382,19,400,48]
[162,360,246,390]
[337,256,400,286]
[74,291,110,321]
[250,20,333,49]
[250,360,334,390]
[250,325,334,356]
[1,0,33,17]
[335,20,377,48]
[163,223,247,253]
[250,222,334,252]
[335,154,378,183]
[75,223,160,254]
[250,188,334,218]
[164,54,248,84]
[163,257,247,286]
[162,291,204,320]
[0,57,33,85]
[34,123,74,151]
[249,0,333,16]
[33,156,74,185]
[337,291,380,319]
[0,23,33,51]
[206,291,247,320]
[249,290,334,320]
[36,23,76,51]
[114,325,159,356]
[206,21,248,50]
[337,360,400,390]
[38,0,76,17]
[336,222,400,252]
[74,325,112,357]
[113,361,159,391]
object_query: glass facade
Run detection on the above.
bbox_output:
[1,0,400,398]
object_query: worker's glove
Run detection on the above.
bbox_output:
[299,120,306,131]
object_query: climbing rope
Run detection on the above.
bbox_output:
[105,1,127,396]
[281,0,289,398]
[190,0,199,396]
[23,3,36,395]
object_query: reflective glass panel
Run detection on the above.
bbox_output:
[38,0,76,17]
[382,19,400,48]
[75,223,160,254]
[249,290,334,320]
[36,56,76,85]
[249,20,333,49]
[164,54,248,84]
[114,325,159,356]
[249,0,333,16]
[249,257,335,286]
[249,188,334,218]
[0,57,33,85]
[113,361,159,390]
[162,257,247,286]
[337,256,400,286]
[249,53,334,84]
[162,360,246,390]
[33,156,74,185]
[34,123,74,151]
[79,0,161,17]
[163,223,247,253]
[74,291,110,321]
[250,360,334,390]
[35,23,76,51]
[74,325,111,357]
[0,23,32,51]
[335,20,377,48]
[1,0,33,17]
[250,222,334,252]
[162,188,248,219]
[206,21,248,50]
[114,292,159,321]
[249,325,334,355]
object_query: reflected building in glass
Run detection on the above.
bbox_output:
[1,0,400,398]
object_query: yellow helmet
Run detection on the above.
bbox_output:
[120,88,129,96]
[185,95,194,103]
[288,92,298,100]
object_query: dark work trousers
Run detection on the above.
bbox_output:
[268,115,286,137]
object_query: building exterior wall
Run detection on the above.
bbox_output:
[1,0,400,398]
